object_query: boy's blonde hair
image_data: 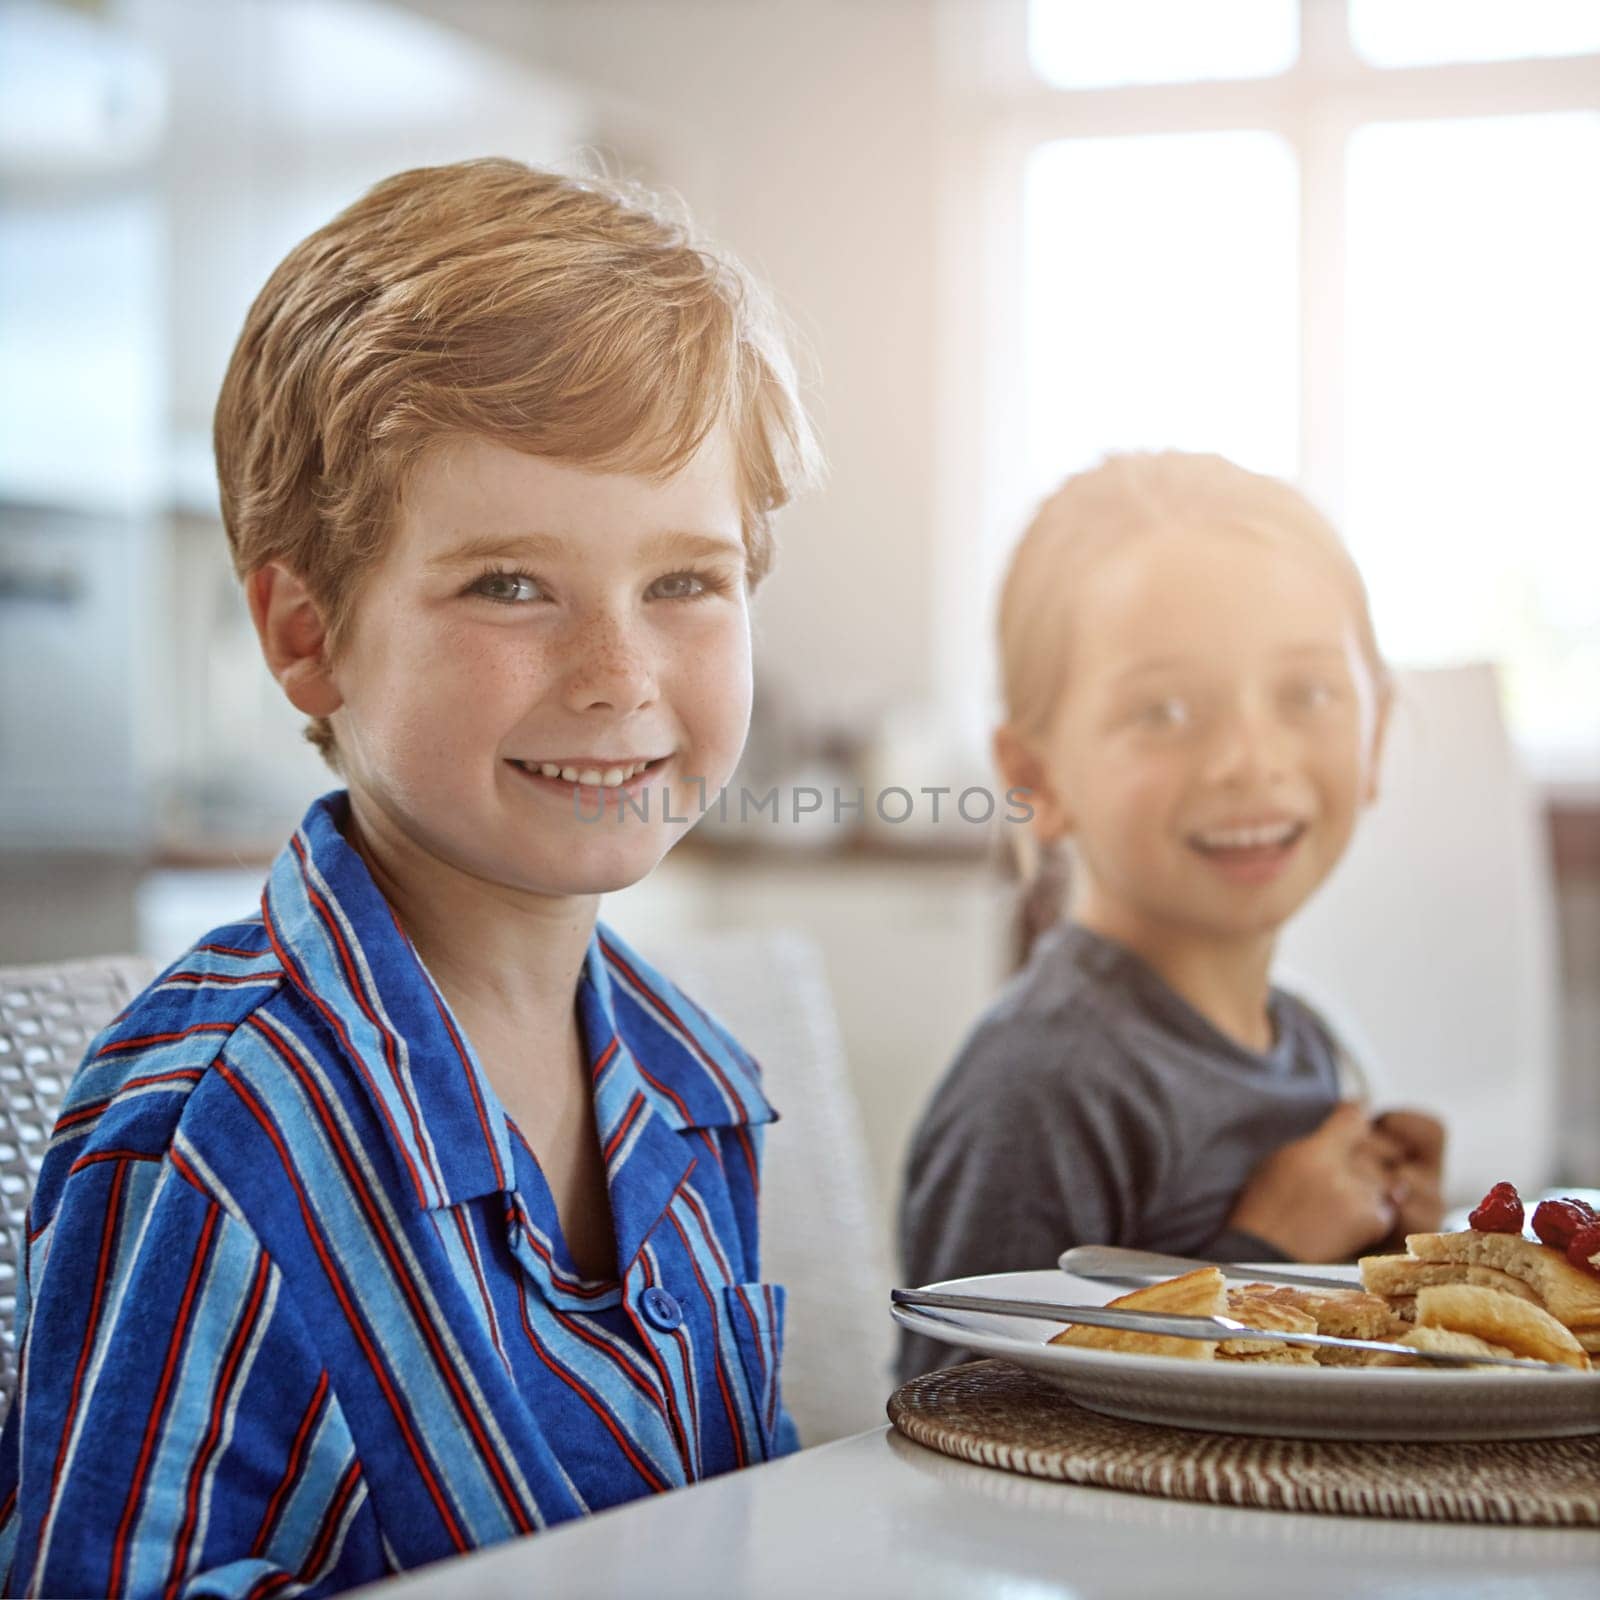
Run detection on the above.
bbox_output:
[996,450,1388,962]
[215,157,820,763]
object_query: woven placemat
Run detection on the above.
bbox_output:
[888,1361,1600,1526]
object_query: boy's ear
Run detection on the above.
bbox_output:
[246,563,343,719]
[993,724,1072,843]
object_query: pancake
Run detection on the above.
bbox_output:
[1049,1266,1225,1361]
[1373,1326,1524,1371]
[1360,1253,1542,1308]
[1414,1283,1590,1370]
[1217,1293,1319,1364]
[1406,1231,1600,1337]
[1238,1281,1398,1340]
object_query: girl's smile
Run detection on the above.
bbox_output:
[1186,814,1310,885]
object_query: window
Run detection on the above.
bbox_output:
[1023,130,1299,495]
[948,0,1600,783]
[1344,112,1600,759]
[1028,0,1298,88]
[1349,0,1600,69]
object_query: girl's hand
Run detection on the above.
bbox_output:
[1225,1101,1400,1261]
[1370,1107,1447,1249]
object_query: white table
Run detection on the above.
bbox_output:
[356,1426,1600,1599]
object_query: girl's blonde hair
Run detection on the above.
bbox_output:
[996,449,1388,962]
[215,157,821,765]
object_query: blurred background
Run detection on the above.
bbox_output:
[2,0,1597,1233]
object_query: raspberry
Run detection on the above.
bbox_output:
[1567,1221,1600,1281]
[1531,1196,1600,1252]
[1468,1181,1524,1233]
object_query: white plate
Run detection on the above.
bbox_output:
[892,1267,1600,1441]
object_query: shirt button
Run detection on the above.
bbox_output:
[641,1286,684,1331]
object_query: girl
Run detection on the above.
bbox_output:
[898,451,1444,1379]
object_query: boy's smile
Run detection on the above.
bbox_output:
[1012,525,1388,951]
[301,427,753,901]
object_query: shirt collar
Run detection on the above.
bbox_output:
[580,925,776,1133]
[262,791,514,1212]
[261,792,775,1219]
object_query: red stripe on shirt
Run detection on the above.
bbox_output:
[159,971,282,987]
[590,1035,620,1082]
[250,1371,330,1558]
[449,1207,508,1372]
[245,1458,364,1598]
[164,1248,273,1598]
[246,1020,534,1536]
[620,1254,694,1474]
[299,1457,364,1583]
[56,1069,206,1132]
[732,1285,766,1385]
[632,1058,695,1125]
[218,1049,471,1553]
[600,938,750,1116]
[93,1023,233,1059]
[664,1206,746,1470]
[33,1159,130,1591]
[730,1123,760,1199]
[406,908,507,1194]
[761,1284,780,1434]
[66,1148,165,1174]
[107,1199,223,1596]
[602,1093,646,1166]
[263,852,435,1210]
[294,846,437,1196]
[511,1214,617,1300]
[550,1307,667,1411]
[511,1287,671,1495]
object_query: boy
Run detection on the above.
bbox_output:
[0,159,819,1597]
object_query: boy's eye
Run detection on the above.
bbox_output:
[648,569,721,601]
[469,569,545,604]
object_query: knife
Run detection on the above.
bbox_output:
[1060,1244,1359,1293]
[890,1287,1583,1372]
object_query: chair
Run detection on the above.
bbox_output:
[0,955,154,1410]
[634,928,897,1446]
[1275,663,1563,1204]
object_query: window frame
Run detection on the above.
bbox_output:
[933,0,1600,786]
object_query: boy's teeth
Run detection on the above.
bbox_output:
[1197,821,1299,849]
[523,759,655,784]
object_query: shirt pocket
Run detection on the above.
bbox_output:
[722,1282,788,1459]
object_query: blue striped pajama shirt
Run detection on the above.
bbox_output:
[0,792,796,1598]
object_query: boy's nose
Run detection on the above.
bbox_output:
[561,615,659,714]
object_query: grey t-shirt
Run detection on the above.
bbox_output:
[896,921,1343,1382]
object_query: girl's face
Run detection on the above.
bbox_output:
[1004,527,1388,950]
